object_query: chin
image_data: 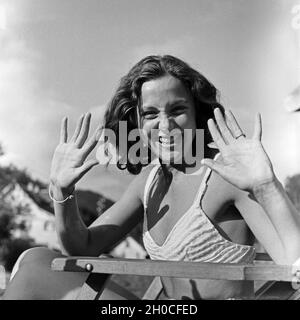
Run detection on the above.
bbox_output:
[160,156,182,165]
[155,150,183,164]
[151,141,188,164]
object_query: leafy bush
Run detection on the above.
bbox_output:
[0,238,36,272]
[0,210,16,240]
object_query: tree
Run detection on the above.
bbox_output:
[0,143,34,270]
[0,185,33,271]
[0,204,17,240]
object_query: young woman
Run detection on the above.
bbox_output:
[3,55,298,300]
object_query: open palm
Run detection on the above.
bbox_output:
[50,113,102,193]
[202,109,274,192]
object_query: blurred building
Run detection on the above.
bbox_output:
[0,169,147,259]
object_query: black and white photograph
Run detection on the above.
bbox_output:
[0,0,300,309]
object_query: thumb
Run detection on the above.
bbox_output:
[201,158,225,176]
[76,159,99,178]
[207,142,218,149]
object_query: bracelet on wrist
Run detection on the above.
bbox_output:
[48,185,75,204]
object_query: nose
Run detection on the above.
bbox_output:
[158,114,172,132]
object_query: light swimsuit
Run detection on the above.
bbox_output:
[142,164,256,264]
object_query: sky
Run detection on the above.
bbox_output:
[0,0,300,201]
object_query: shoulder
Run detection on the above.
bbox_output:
[112,166,157,215]
[133,164,158,186]
[128,164,159,202]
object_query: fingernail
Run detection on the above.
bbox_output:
[207,142,217,149]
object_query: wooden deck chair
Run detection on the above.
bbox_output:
[51,253,300,300]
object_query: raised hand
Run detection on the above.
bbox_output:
[201,109,275,192]
[50,113,102,194]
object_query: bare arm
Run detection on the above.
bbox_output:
[202,109,300,264]
[53,175,144,256]
[252,178,300,263]
[50,113,145,256]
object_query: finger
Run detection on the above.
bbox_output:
[75,113,92,148]
[70,114,84,143]
[201,158,225,176]
[81,126,104,159]
[207,142,218,149]
[60,117,68,143]
[225,110,245,140]
[76,159,99,179]
[214,108,234,143]
[252,113,262,141]
[207,119,226,151]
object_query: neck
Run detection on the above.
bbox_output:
[162,153,204,175]
[158,142,216,175]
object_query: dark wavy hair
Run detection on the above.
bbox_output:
[103,55,225,174]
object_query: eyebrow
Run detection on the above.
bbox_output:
[142,99,189,110]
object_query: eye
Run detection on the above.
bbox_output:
[141,110,158,119]
[171,106,187,115]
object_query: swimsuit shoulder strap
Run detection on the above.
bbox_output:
[143,165,161,209]
[194,153,220,205]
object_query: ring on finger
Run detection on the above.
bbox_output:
[235,133,246,139]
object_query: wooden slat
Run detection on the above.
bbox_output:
[52,257,300,282]
[104,280,141,300]
[76,273,110,300]
[254,252,272,261]
[142,277,163,300]
[255,282,298,300]
[289,288,300,300]
[255,281,277,299]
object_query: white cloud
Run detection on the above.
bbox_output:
[0,2,104,182]
[0,30,68,178]
[0,3,121,199]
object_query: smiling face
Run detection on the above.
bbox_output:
[139,75,197,164]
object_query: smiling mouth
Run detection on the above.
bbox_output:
[158,136,175,145]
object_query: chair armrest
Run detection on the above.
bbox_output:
[51,256,300,282]
[254,252,272,261]
[142,277,163,300]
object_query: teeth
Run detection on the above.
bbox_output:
[159,136,174,144]
[160,137,169,143]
